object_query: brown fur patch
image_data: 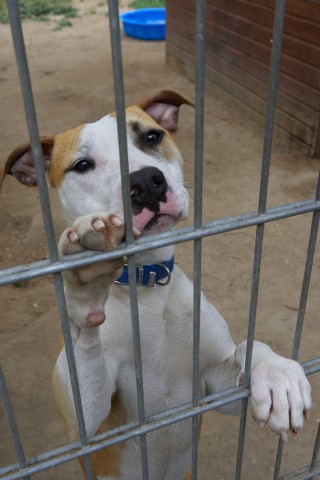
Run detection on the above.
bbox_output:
[48,124,84,188]
[53,357,126,479]
[95,105,181,165]
[126,106,179,163]
[52,363,78,441]
[183,468,192,480]
[79,391,126,479]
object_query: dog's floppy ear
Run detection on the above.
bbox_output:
[136,90,194,133]
[0,136,55,189]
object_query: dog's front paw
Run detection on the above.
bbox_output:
[58,212,127,284]
[250,357,312,441]
[58,213,129,328]
[60,212,125,254]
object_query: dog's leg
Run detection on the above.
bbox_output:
[53,213,126,440]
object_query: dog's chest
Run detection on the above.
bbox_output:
[102,281,195,416]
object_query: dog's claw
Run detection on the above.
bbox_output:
[292,428,300,439]
[280,430,288,442]
[236,370,244,387]
[133,226,141,237]
[304,409,311,420]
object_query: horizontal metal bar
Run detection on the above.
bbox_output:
[304,365,320,376]
[1,359,318,480]
[279,463,320,480]
[1,198,319,287]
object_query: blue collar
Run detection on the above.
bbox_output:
[115,257,174,287]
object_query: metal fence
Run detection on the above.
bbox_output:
[0,0,319,479]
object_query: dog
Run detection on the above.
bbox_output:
[1,90,312,480]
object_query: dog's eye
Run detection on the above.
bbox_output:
[145,130,163,145]
[72,159,95,173]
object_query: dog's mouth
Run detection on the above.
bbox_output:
[144,213,180,233]
[132,206,185,236]
[130,190,189,235]
[144,213,163,231]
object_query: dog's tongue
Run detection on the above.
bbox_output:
[132,208,156,232]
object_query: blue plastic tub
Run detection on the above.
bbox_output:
[120,8,166,41]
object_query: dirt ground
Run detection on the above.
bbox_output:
[0,1,319,479]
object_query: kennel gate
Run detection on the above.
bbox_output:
[0,0,319,478]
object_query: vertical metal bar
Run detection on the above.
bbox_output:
[235,224,264,480]
[106,0,133,243]
[6,0,58,261]
[272,428,284,480]
[126,257,149,478]
[235,1,286,478]
[292,173,320,361]
[191,237,202,480]
[193,0,206,231]
[107,1,149,477]
[191,1,206,479]
[0,365,31,480]
[6,2,93,477]
[310,423,320,471]
[274,172,320,479]
[53,275,93,480]
[257,0,286,216]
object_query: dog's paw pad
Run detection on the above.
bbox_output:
[86,310,106,327]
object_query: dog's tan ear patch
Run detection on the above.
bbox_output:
[136,90,194,133]
[137,90,194,111]
[0,136,55,189]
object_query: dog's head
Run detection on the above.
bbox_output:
[1,90,192,236]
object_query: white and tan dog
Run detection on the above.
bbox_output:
[1,90,312,480]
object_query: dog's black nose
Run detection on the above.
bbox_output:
[130,167,167,214]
